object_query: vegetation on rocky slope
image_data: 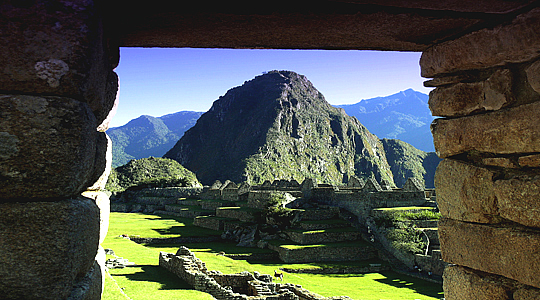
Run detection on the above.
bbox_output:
[165,70,395,186]
[105,157,201,192]
[382,139,441,188]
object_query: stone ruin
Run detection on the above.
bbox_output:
[3,2,540,299]
[159,246,350,300]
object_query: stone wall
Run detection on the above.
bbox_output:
[422,7,540,298]
[0,1,118,298]
[216,207,259,222]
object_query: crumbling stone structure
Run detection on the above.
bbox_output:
[3,1,540,299]
[159,246,347,300]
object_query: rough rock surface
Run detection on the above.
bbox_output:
[0,198,100,299]
[432,101,540,158]
[435,159,498,223]
[439,218,540,288]
[443,265,515,300]
[0,1,119,126]
[494,177,540,228]
[429,69,513,117]
[0,94,98,199]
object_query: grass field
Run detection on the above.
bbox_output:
[102,212,444,300]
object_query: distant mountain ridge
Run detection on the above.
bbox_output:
[108,111,203,167]
[337,89,435,152]
[164,70,437,187]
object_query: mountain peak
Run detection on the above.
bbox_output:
[165,71,395,186]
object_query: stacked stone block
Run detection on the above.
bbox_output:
[421,8,540,298]
[0,1,118,298]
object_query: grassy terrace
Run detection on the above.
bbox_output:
[103,212,443,300]
[269,240,371,250]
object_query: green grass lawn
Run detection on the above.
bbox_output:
[102,212,444,300]
[106,212,221,238]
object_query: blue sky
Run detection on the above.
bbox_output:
[110,48,432,127]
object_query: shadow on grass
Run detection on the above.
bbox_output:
[145,241,275,255]
[374,271,443,298]
[153,226,218,237]
[134,213,222,237]
[117,265,192,290]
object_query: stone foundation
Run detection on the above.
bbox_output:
[423,8,540,297]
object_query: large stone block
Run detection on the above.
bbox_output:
[439,218,540,288]
[494,177,540,228]
[0,94,98,200]
[0,1,119,125]
[443,265,515,300]
[82,191,110,245]
[435,159,498,223]
[0,198,100,299]
[514,286,540,300]
[429,69,513,117]
[421,8,540,77]
[432,101,540,158]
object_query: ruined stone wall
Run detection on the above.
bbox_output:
[422,7,540,298]
[0,1,118,298]
[159,247,337,300]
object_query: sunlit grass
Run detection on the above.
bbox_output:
[102,212,443,300]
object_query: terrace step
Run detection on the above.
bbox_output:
[297,207,340,221]
[297,219,351,230]
[285,228,361,245]
[131,196,178,206]
[372,206,437,215]
[215,207,260,222]
[176,199,202,206]
[193,216,236,231]
[268,241,377,263]
[162,205,214,218]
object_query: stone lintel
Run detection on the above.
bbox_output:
[439,218,540,288]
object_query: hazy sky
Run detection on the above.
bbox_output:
[110,48,432,128]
